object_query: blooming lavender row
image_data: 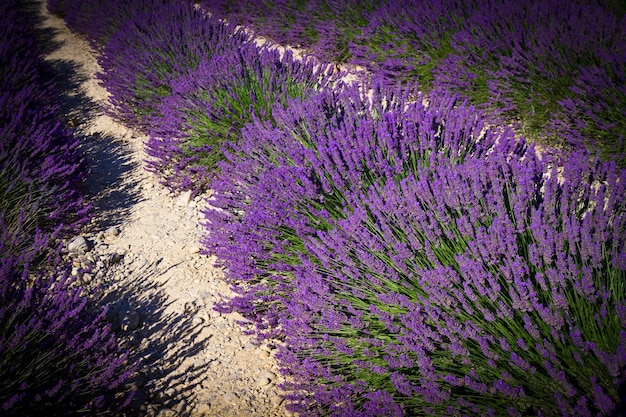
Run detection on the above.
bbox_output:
[203,82,625,415]
[1,1,133,413]
[1,0,86,263]
[201,0,626,165]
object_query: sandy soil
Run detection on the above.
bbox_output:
[39,2,292,416]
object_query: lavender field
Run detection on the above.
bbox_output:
[3,0,625,415]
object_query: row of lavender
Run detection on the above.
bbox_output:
[1,1,133,414]
[48,0,626,415]
[206,84,626,416]
[199,0,626,166]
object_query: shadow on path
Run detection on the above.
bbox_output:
[97,259,211,415]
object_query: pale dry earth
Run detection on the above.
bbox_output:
[38,2,292,416]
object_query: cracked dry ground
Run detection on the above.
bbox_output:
[39,2,292,416]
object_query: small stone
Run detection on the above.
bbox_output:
[106,252,123,265]
[125,374,147,391]
[176,190,192,207]
[174,400,187,414]
[258,370,276,381]
[256,377,271,387]
[124,333,141,348]
[270,395,284,408]
[67,236,90,254]
[81,273,93,285]
[223,392,239,402]
[155,408,176,417]
[105,226,121,237]
[196,403,211,414]
[198,311,210,322]
[184,301,198,315]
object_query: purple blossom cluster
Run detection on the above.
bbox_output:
[1,1,134,413]
[202,81,626,415]
[96,0,251,129]
[145,41,337,192]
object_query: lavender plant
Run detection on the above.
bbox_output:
[50,0,176,50]
[97,0,251,129]
[1,2,87,261]
[145,42,338,192]
[554,52,626,165]
[1,2,135,413]
[203,82,625,415]
[0,243,134,415]
[280,148,625,416]
[202,82,497,338]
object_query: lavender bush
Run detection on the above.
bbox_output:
[97,0,251,129]
[48,0,176,50]
[1,0,87,261]
[145,42,338,192]
[202,82,501,338]
[279,148,625,416]
[1,2,135,413]
[0,247,134,415]
[554,52,626,165]
[203,82,625,415]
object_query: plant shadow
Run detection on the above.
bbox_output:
[94,259,211,416]
[35,0,142,231]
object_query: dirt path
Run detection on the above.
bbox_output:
[39,2,290,416]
